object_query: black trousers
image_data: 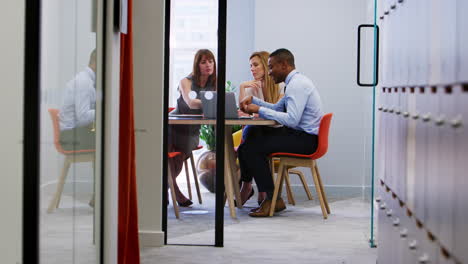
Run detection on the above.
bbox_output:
[237,126,318,193]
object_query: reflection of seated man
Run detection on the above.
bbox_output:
[59,49,96,151]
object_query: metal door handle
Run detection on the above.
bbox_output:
[357,24,379,87]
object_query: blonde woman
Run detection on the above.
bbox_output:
[238,51,284,206]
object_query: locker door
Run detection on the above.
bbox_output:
[456,0,468,82]
[440,0,457,84]
[390,90,398,193]
[413,88,427,221]
[377,183,390,264]
[377,89,387,182]
[425,88,441,240]
[405,89,417,210]
[419,0,431,85]
[428,0,442,85]
[453,85,468,264]
[437,87,456,252]
[399,89,408,201]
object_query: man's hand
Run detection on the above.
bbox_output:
[239,95,253,111]
[244,104,260,114]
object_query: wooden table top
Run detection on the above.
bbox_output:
[168,116,277,126]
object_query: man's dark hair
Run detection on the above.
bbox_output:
[270,48,295,67]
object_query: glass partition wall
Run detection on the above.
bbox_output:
[39,0,102,262]
[165,0,221,245]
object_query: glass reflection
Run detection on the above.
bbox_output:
[167,0,218,245]
[40,0,100,263]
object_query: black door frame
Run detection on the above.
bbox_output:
[23,0,41,262]
[162,0,227,247]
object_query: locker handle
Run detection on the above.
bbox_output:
[412,113,420,119]
[357,24,379,87]
[377,106,383,111]
[451,118,462,128]
[435,117,445,126]
[409,240,418,250]
[403,112,410,118]
[388,108,394,113]
[379,203,386,210]
[418,254,429,264]
[386,209,393,217]
[400,228,408,238]
[395,110,401,115]
[383,108,388,112]
[375,196,382,202]
[392,218,400,226]
[422,114,431,122]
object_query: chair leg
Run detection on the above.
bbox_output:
[269,162,285,216]
[314,164,330,214]
[184,160,192,200]
[168,168,180,219]
[189,153,202,204]
[284,171,296,205]
[48,156,72,213]
[310,165,327,219]
[289,169,314,200]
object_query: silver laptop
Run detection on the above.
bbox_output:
[200,91,240,119]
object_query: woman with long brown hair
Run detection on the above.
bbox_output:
[168,49,217,206]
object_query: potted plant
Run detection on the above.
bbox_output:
[196,81,242,192]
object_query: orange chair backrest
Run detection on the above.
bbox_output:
[313,113,333,159]
[48,108,66,154]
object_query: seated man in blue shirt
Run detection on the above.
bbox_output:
[238,48,323,217]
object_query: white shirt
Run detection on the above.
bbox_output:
[253,70,323,135]
[59,67,96,131]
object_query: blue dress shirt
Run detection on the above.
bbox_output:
[252,70,323,135]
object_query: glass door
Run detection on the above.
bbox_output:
[39,0,103,262]
[164,0,226,246]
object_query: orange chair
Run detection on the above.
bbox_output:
[233,129,312,205]
[168,151,182,219]
[47,109,95,213]
[168,107,202,204]
[269,113,333,218]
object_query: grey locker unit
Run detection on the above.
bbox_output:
[375,0,467,263]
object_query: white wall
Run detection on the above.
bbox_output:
[0,0,24,262]
[254,0,372,187]
[134,0,166,247]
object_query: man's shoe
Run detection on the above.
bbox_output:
[248,198,286,217]
[249,198,286,213]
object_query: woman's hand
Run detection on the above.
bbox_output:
[243,80,262,90]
